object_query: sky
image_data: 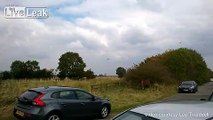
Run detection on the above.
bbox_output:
[0,0,213,75]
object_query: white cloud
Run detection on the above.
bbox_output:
[0,0,213,75]
[0,0,82,7]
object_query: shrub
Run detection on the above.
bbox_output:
[126,48,209,86]
[126,62,175,86]
[0,71,12,80]
[161,48,209,84]
[84,69,96,79]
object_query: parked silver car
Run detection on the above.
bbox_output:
[112,101,213,120]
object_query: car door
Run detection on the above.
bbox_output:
[55,90,83,118]
[75,90,101,116]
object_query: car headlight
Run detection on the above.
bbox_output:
[190,86,195,89]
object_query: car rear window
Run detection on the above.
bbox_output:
[19,90,40,102]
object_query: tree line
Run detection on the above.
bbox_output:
[0,52,96,80]
[0,60,53,80]
[1,48,211,83]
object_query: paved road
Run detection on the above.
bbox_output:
[159,81,213,102]
[99,81,213,120]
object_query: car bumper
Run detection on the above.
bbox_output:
[178,88,195,92]
[13,108,44,120]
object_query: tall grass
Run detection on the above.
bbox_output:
[0,77,177,120]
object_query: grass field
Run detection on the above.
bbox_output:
[0,77,177,120]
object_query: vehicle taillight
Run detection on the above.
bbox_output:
[33,94,46,106]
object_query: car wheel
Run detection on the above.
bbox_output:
[46,114,62,120]
[100,105,109,119]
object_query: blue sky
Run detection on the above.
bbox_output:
[0,0,213,75]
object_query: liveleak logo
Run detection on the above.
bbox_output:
[4,6,49,19]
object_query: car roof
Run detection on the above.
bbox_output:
[29,86,83,93]
[130,101,213,120]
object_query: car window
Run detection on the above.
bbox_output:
[51,92,60,99]
[181,82,193,85]
[116,114,142,120]
[75,90,93,100]
[52,91,77,99]
[192,82,196,85]
[182,83,192,85]
[19,90,40,101]
[114,111,158,120]
[60,91,77,99]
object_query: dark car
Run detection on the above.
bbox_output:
[178,81,198,93]
[13,86,111,120]
[112,101,213,120]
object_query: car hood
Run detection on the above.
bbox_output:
[131,101,213,120]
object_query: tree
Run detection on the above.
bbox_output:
[0,71,12,80]
[25,60,40,78]
[10,60,26,79]
[116,67,126,78]
[126,48,209,86]
[10,60,42,79]
[161,48,209,84]
[84,69,96,79]
[34,69,54,79]
[57,52,86,79]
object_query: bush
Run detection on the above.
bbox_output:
[126,48,209,86]
[84,69,96,79]
[126,62,175,86]
[0,71,12,80]
[161,48,209,84]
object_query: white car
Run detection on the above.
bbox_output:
[112,101,213,120]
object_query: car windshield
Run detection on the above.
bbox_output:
[114,111,159,120]
[181,82,193,85]
[182,83,193,86]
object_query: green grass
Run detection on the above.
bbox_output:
[0,77,177,120]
